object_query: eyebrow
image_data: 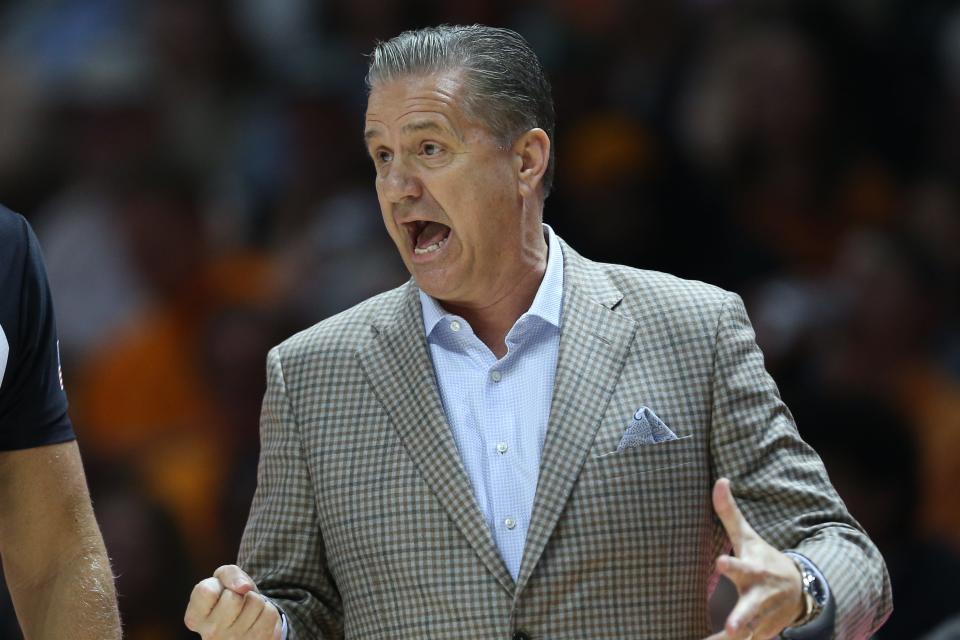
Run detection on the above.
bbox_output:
[363,120,459,144]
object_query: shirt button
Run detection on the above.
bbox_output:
[450,320,461,332]
[490,370,502,382]
[504,517,516,530]
[496,442,508,455]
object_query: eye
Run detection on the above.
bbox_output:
[420,142,443,157]
[374,148,392,165]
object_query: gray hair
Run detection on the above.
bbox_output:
[366,24,556,197]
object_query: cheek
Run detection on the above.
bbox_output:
[374,189,393,226]
[375,179,389,208]
[472,157,517,200]
[376,207,404,250]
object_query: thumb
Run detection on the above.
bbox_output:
[213,564,259,595]
[712,478,754,554]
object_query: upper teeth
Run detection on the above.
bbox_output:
[414,237,447,255]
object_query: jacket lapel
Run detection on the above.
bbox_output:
[516,239,638,594]
[357,282,515,595]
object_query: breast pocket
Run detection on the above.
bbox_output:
[581,434,699,483]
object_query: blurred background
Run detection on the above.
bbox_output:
[0,0,957,637]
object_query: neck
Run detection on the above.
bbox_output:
[442,234,548,359]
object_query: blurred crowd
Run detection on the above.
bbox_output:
[0,0,957,638]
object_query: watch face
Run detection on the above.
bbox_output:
[805,569,827,606]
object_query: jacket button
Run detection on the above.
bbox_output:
[513,632,531,640]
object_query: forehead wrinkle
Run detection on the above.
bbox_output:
[398,110,460,138]
[401,120,450,136]
[382,106,464,142]
[397,89,457,116]
[396,100,454,121]
[365,73,469,144]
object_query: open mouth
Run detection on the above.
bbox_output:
[406,220,452,256]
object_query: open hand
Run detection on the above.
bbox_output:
[703,478,804,640]
[184,565,282,640]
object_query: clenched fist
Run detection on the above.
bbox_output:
[184,565,283,639]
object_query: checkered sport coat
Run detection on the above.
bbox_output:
[238,237,892,639]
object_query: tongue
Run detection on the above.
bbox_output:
[416,222,450,249]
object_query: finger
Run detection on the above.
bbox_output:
[214,564,259,595]
[184,577,224,630]
[249,599,282,639]
[205,587,246,630]
[716,554,758,587]
[734,584,803,640]
[712,478,756,553]
[231,590,268,631]
[726,587,771,638]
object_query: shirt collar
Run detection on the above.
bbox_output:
[419,223,564,337]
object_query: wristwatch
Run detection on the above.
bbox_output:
[788,554,828,627]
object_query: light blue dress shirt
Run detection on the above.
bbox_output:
[418,224,563,581]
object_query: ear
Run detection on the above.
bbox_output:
[514,128,550,198]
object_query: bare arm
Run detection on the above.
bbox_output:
[0,440,121,639]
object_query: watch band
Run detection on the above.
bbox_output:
[787,554,827,628]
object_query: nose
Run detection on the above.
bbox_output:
[378,155,422,203]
